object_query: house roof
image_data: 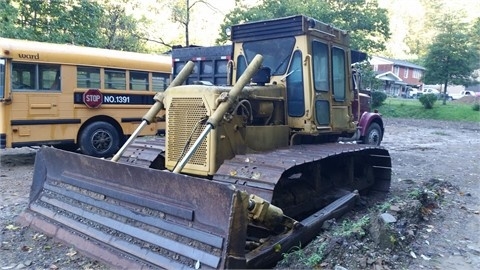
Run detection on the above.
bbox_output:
[375,71,402,82]
[372,56,426,70]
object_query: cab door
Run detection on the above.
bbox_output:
[311,40,331,129]
[329,46,351,130]
[311,41,351,131]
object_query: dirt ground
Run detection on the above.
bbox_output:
[1,117,479,269]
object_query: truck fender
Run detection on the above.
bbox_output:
[358,112,384,138]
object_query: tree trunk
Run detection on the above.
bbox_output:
[185,0,190,46]
[443,79,449,105]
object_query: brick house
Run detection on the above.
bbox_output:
[370,56,426,97]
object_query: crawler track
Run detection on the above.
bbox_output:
[121,137,392,219]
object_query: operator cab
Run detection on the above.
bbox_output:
[230,15,356,138]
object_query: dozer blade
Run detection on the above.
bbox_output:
[18,147,251,269]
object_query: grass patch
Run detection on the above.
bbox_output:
[431,131,449,136]
[334,215,370,238]
[375,98,480,122]
[281,242,327,268]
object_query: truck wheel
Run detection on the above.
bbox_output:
[362,123,382,146]
[79,121,120,157]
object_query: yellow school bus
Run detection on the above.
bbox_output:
[0,38,171,157]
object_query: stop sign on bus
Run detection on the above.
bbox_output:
[83,89,103,108]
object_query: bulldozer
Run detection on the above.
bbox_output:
[18,15,391,269]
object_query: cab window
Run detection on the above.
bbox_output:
[332,47,346,101]
[312,41,329,92]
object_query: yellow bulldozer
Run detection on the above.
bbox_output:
[18,15,391,269]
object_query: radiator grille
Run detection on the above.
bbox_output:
[167,97,208,167]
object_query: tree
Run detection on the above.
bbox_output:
[0,1,19,38]
[216,0,390,54]
[422,15,480,105]
[100,1,146,51]
[354,61,383,91]
[0,0,146,52]
[169,0,222,47]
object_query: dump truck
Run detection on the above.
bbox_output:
[18,15,392,269]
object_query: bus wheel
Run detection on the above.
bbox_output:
[79,121,120,157]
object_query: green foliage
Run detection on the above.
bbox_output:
[371,91,387,107]
[408,188,422,199]
[334,215,370,238]
[473,103,480,111]
[0,0,147,52]
[281,242,327,268]
[422,14,480,87]
[377,200,392,212]
[419,93,438,109]
[217,0,391,54]
[377,98,480,122]
[472,18,480,51]
[353,61,383,90]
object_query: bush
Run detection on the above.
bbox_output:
[419,93,438,109]
[473,103,480,111]
[371,91,387,107]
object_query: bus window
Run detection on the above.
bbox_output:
[12,63,60,91]
[77,67,100,88]
[105,69,126,90]
[130,71,148,91]
[39,65,61,90]
[152,72,169,92]
[12,63,34,90]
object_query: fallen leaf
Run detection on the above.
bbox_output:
[421,254,431,260]
[1,263,16,270]
[32,233,44,240]
[5,224,19,231]
[410,251,417,259]
[66,248,77,257]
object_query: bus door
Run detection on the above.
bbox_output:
[10,61,63,144]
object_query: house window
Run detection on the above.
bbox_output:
[404,68,409,78]
[413,69,421,79]
[394,66,400,76]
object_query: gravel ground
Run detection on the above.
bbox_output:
[1,117,479,269]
